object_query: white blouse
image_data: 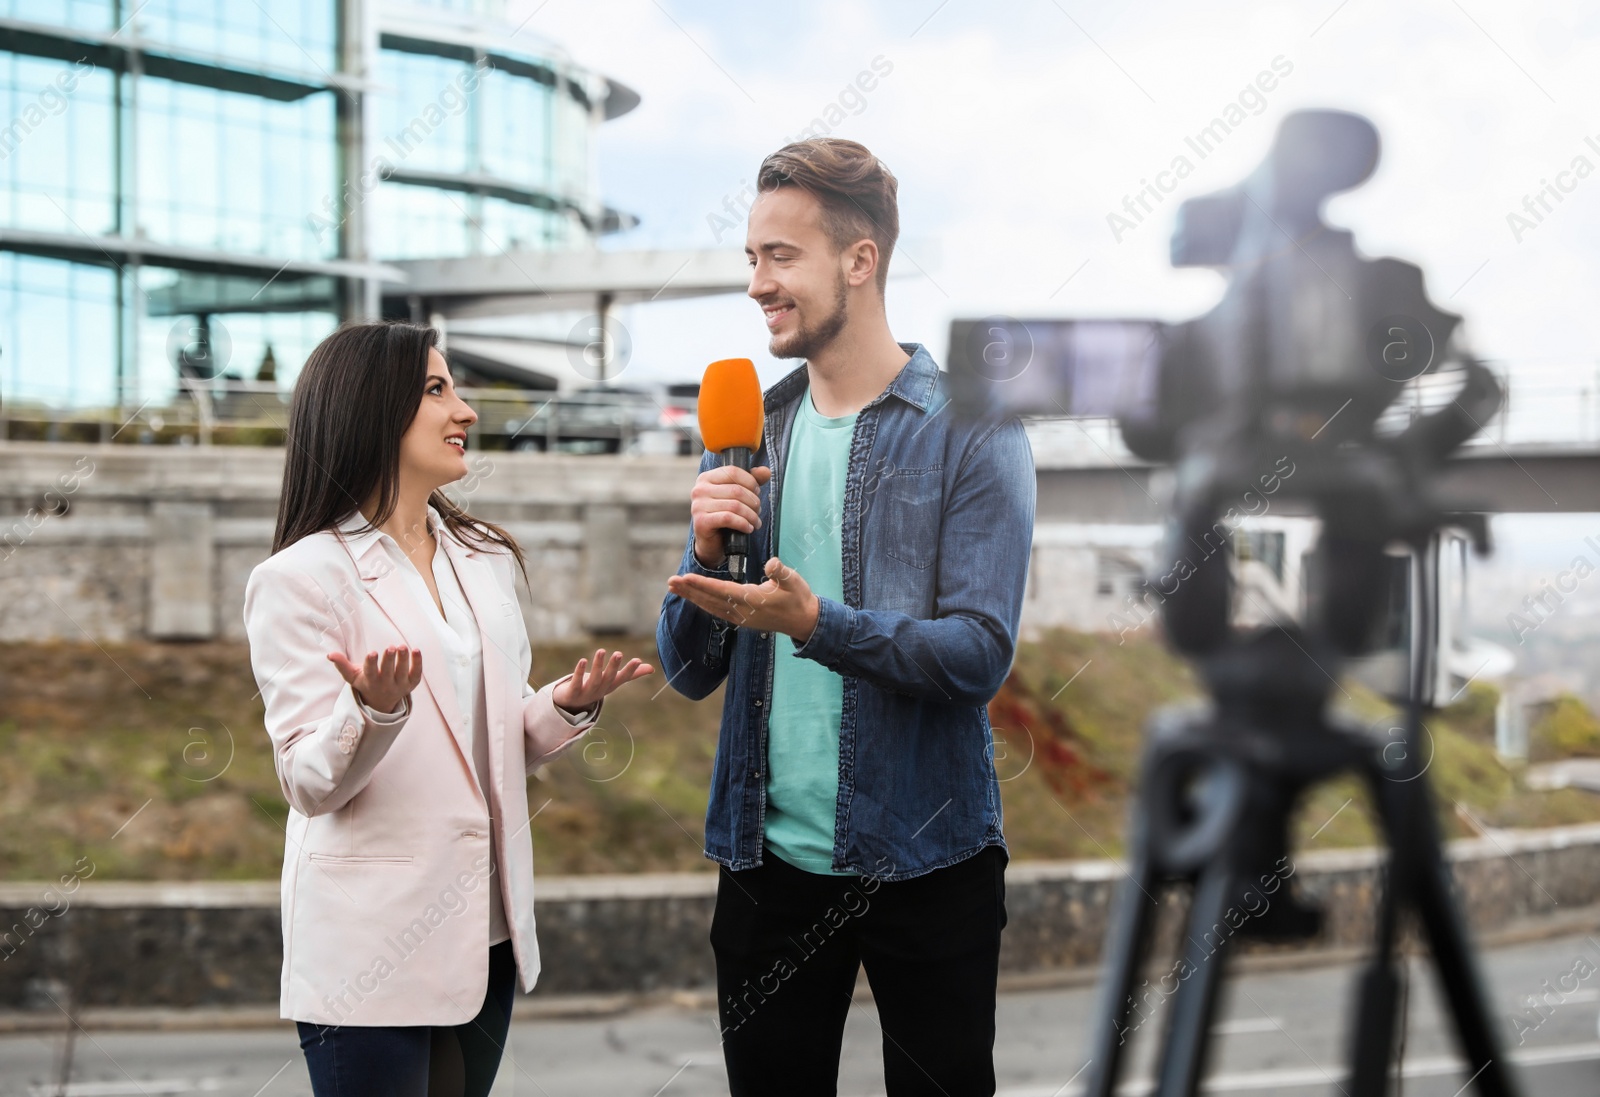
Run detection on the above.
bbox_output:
[357,508,589,948]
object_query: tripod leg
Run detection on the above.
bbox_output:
[1154,863,1238,1097]
[1349,770,1405,1094]
[1407,783,1521,1097]
[1348,904,1404,1091]
[1082,847,1163,1097]
[1360,763,1521,1097]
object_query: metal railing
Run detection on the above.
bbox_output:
[4,361,1598,457]
[0,379,703,454]
[1026,363,1600,468]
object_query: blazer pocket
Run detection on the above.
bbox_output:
[307,853,416,865]
[875,466,943,569]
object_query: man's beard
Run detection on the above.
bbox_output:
[768,274,849,361]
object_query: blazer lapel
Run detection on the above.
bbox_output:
[353,544,481,800]
[439,535,515,789]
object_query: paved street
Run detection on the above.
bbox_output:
[4,933,1598,1096]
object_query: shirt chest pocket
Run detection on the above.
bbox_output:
[873,466,943,569]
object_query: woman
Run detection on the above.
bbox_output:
[244,322,652,1095]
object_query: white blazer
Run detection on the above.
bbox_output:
[243,511,597,1026]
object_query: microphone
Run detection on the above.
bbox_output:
[697,357,765,582]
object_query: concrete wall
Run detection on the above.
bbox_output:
[0,441,1135,644]
[3,824,1598,1010]
[0,442,698,643]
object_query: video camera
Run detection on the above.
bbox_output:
[948,109,1501,703]
[949,109,1519,1096]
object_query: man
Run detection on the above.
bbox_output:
[657,138,1035,1097]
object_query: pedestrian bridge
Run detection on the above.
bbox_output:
[1033,425,1600,523]
[1032,364,1600,521]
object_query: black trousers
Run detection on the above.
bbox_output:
[297,940,517,1097]
[711,845,1007,1097]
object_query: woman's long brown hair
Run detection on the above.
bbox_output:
[271,321,527,582]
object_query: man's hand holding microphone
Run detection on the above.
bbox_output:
[667,358,820,644]
[689,462,770,570]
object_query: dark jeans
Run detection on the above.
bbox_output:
[712,845,1008,1097]
[297,940,517,1097]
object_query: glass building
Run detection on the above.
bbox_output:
[0,0,637,417]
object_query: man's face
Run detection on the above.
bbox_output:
[745,187,850,360]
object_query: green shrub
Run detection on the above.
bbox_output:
[1531,695,1600,760]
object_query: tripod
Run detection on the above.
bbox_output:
[1081,419,1520,1097]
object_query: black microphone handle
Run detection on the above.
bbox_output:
[720,445,754,582]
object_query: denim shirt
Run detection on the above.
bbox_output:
[656,343,1036,881]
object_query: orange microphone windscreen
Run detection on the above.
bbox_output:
[698,358,765,453]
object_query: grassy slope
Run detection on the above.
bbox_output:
[3,632,1599,881]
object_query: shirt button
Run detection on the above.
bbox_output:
[753,699,763,707]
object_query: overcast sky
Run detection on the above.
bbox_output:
[508,0,1600,391]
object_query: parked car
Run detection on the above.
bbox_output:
[496,383,700,455]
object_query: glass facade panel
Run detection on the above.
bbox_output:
[374,42,594,259]
[0,0,116,33]
[135,273,337,406]
[479,66,549,187]
[373,182,570,259]
[479,194,573,252]
[396,0,506,15]
[200,309,340,395]
[373,181,472,258]
[4,1,338,74]
[375,49,473,174]
[0,2,616,413]
[0,256,339,410]
[129,0,338,75]
[0,254,117,407]
[0,55,116,235]
[553,92,590,201]
[135,76,338,259]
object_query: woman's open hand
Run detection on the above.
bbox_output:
[552,649,655,712]
[328,645,422,715]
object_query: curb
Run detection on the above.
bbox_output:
[3,902,1595,1035]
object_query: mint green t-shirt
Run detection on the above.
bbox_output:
[764,388,857,875]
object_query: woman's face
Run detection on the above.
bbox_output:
[398,348,477,491]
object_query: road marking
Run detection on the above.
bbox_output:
[1211,1016,1284,1035]
[1510,987,1600,1006]
[983,1041,1600,1095]
[28,1082,218,1097]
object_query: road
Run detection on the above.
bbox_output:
[4,933,1598,1096]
